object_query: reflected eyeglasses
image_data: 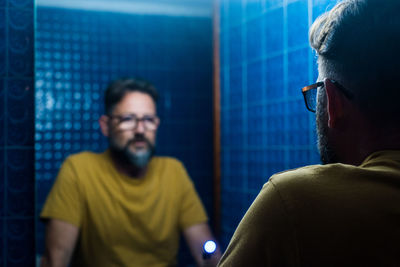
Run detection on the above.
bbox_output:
[108,114,159,131]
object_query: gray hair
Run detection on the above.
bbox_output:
[309,0,400,126]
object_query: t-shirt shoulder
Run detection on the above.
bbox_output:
[152,156,183,166]
[66,150,105,162]
[63,151,109,169]
[151,156,187,175]
[267,163,356,189]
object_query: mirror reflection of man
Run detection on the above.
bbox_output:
[40,78,221,267]
[218,0,400,266]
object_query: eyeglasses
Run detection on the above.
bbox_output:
[301,80,354,113]
[108,114,159,131]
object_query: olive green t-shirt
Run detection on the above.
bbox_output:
[219,150,400,266]
[41,150,208,267]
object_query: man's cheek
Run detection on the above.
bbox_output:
[145,134,156,145]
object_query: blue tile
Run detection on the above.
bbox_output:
[0,226,3,267]
[36,219,46,254]
[245,0,263,18]
[246,17,263,61]
[265,54,284,98]
[164,16,183,41]
[230,108,244,146]
[288,149,310,168]
[0,149,4,217]
[288,48,309,97]
[264,7,284,55]
[7,219,35,266]
[311,145,321,164]
[228,0,243,26]
[0,80,4,146]
[6,148,34,217]
[0,8,5,43]
[229,25,243,64]
[221,228,234,249]
[229,66,243,106]
[266,149,285,174]
[8,48,33,77]
[194,45,212,71]
[0,46,5,78]
[265,0,283,10]
[0,8,5,77]
[265,105,285,145]
[220,32,228,67]
[287,0,309,48]
[189,18,212,46]
[246,60,264,103]
[313,0,337,20]
[142,15,168,41]
[35,180,55,209]
[7,78,34,146]
[244,192,257,210]
[7,7,33,33]
[287,100,310,145]
[247,105,263,146]
[220,70,228,108]
[8,0,33,9]
[220,0,229,30]
[312,57,319,81]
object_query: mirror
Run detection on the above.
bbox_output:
[34,0,215,264]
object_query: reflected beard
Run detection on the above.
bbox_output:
[124,139,155,168]
[316,89,339,165]
[110,135,155,169]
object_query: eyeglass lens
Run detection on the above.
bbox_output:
[305,88,317,112]
[117,115,158,131]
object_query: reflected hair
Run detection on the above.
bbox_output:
[309,0,400,126]
[104,77,159,115]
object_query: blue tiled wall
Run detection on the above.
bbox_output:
[219,0,338,248]
[1,0,35,266]
[35,6,213,264]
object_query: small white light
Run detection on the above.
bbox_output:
[203,240,216,254]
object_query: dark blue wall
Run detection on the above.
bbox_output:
[0,0,35,266]
[218,0,338,248]
[34,6,213,265]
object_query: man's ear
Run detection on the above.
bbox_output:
[99,115,110,137]
[324,78,346,129]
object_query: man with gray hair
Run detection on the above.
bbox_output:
[218,0,400,265]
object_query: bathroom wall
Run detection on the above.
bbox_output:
[34,3,214,265]
[0,0,35,265]
[218,0,338,248]
[0,0,341,265]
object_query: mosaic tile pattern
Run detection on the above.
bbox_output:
[0,0,35,266]
[219,0,339,248]
[35,6,213,265]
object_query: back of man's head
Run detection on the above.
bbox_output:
[309,0,400,128]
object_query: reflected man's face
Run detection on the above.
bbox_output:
[106,91,159,167]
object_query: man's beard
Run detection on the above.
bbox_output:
[109,133,155,169]
[316,88,339,165]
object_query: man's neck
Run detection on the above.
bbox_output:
[365,132,400,158]
[339,126,400,166]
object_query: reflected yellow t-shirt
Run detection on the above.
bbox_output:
[41,150,208,267]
